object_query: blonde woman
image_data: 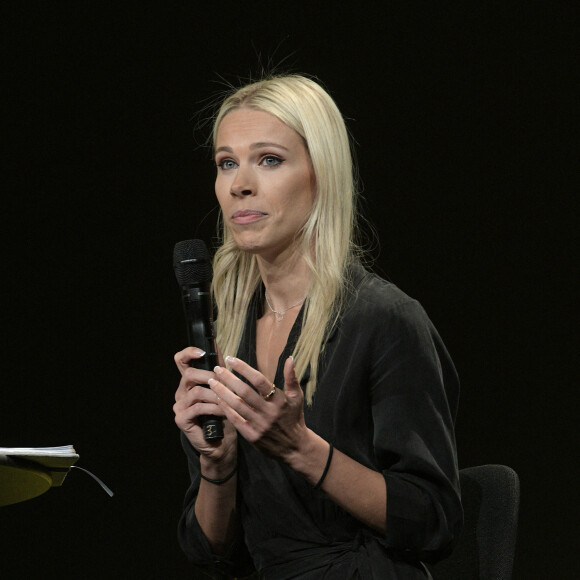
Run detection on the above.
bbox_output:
[173,75,462,579]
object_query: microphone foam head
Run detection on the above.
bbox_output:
[173,239,212,286]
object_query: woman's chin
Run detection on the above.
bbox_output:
[232,235,264,254]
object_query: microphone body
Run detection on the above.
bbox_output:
[174,239,224,441]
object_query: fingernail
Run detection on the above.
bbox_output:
[225,355,236,364]
[208,378,216,386]
[196,349,206,357]
[213,366,223,374]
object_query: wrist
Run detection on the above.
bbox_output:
[285,429,330,486]
[200,465,237,485]
[200,452,237,481]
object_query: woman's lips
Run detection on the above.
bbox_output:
[231,209,267,225]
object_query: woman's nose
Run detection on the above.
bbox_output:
[230,166,255,197]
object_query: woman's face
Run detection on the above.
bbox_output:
[214,108,315,261]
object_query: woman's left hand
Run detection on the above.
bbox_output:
[208,355,308,462]
[209,354,388,532]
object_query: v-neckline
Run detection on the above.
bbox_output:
[247,287,306,389]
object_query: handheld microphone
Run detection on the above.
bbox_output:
[173,239,224,441]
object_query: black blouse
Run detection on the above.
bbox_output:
[178,261,463,579]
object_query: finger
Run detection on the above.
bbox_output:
[210,369,262,412]
[174,400,224,429]
[211,365,268,409]
[175,383,220,408]
[183,365,216,387]
[208,378,252,427]
[175,367,214,400]
[174,347,208,375]
[174,385,226,431]
[283,356,302,401]
[225,356,276,400]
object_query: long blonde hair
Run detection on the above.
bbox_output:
[211,75,357,404]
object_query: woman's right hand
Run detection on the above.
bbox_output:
[173,347,237,464]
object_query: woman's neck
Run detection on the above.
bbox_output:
[256,249,311,311]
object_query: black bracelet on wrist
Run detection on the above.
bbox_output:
[200,465,238,485]
[314,443,334,490]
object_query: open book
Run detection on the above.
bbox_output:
[0,445,79,486]
[0,445,113,506]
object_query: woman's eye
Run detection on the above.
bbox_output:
[217,159,237,170]
[261,155,283,167]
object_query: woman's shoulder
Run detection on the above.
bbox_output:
[339,262,452,366]
[346,260,425,320]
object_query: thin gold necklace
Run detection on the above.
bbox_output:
[265,292,305,322]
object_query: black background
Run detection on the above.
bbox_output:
[1,2,577,578]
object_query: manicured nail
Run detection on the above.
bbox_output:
[195,349,206,357]
[213,366,223,374]
[225,355,237,364]
[208,378,216,386]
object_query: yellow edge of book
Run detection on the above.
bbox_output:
[0,446,80,506]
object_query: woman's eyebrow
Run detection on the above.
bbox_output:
[215,142,290,155]
[250,142,289,151]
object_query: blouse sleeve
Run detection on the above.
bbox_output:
[368,297,463,563]
[177,433,255,578]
